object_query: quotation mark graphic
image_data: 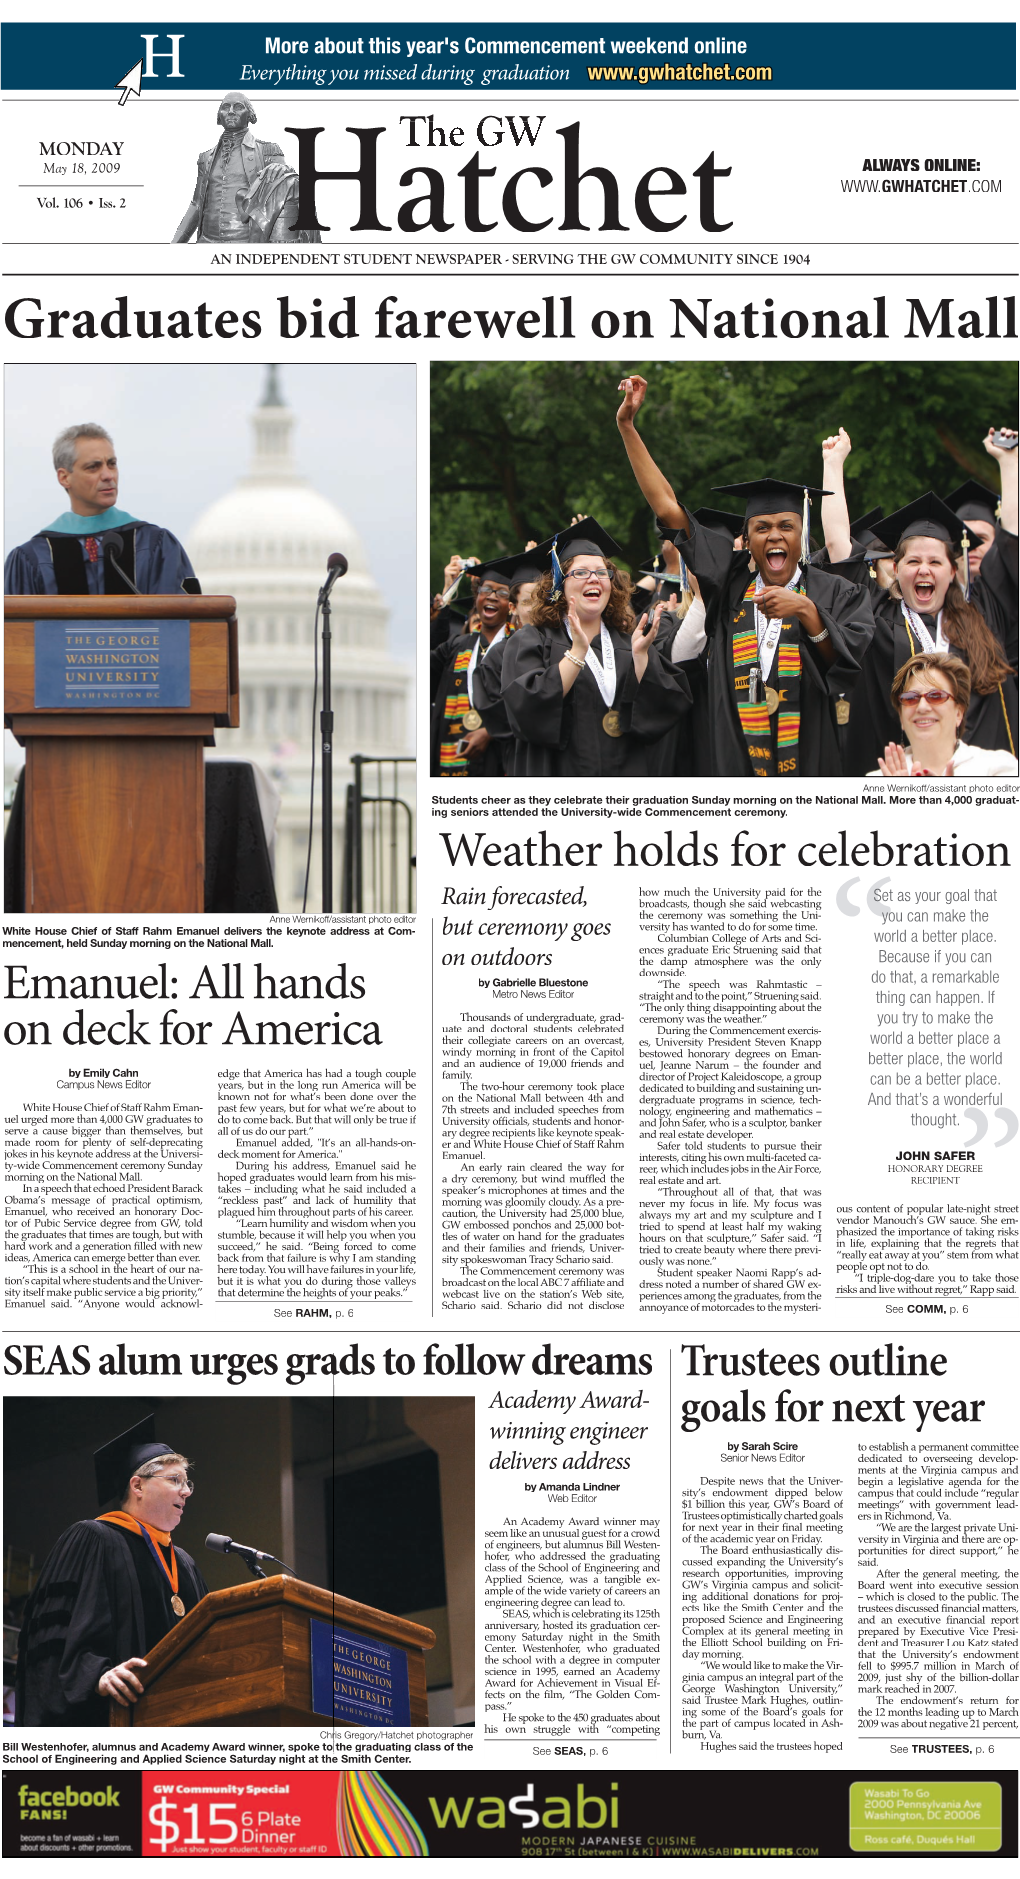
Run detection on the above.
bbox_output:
[834,876,892,917]
[962,1108,1016,1147]
[835,878,861,916]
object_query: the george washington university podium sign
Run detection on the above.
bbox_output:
[109,1576,436,1729]
[4,594,239,914]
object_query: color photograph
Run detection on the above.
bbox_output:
[4,1394,473,1729]
[5,363,415,915]
[430,362,1017,782]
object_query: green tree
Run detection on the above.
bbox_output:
[430,360,1016,589]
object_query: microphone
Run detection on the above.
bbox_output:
[318,551,348,602]
[311,550,349,914]
[103,531,142,596]
[205,1532,296,1579]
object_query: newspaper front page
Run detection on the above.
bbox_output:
[1,6,1017,1863]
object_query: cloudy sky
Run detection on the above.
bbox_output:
[4,361,416,658]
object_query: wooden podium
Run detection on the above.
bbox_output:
[4,595,239,914]
[109,1575,436,1728]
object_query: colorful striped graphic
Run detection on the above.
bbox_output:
[337,1771,430,1857]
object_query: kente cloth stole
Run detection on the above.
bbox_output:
[731,578,804,777]
[439,642,476,774]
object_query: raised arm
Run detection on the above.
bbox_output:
[984,425,1019,536]
[615,376,690,533]
[820,427,853,564]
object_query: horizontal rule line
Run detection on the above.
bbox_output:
[2,267,1017,278]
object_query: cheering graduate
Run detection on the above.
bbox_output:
[468,549,544,773]
[944,429,1018,649]
[615,376,874,777]
[430,558,514,777]
[869,653,1017,778]
[821,428,1017,770]
[4,424,198,598]
[629,542,702,775]
[14,1419,207,1726]
[499,518,691,778]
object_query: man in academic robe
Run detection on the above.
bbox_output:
[430,559,515,777]
[14,1418,207,1725]
[4,424,198,598]
[615,375,874,778]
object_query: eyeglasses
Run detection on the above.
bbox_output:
[900,689,954,706]
[565,568,611,582]
[155,1473,193,1494]
[476,582,509,597]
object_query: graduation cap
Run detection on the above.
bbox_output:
[692,505,745,542]
[478,549,544,593]
[537,519,626,595]
[942,477,999,530]
[712,478,831,523]
[849,506,884,541]
[637,555,688,587]
[94,1416,175,1509]
[872,492,967,554]
[467,557,514,591]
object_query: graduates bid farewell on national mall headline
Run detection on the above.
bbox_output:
[430,379,1018,782]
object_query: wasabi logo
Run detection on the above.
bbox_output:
[429,1782,619,1830]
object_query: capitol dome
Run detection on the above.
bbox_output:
[186,366,412,912]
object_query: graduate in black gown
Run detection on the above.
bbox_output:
[429,559,513,778]
[14,1418,207,1725]
[472,550,545,775]
[615,376,874,778]
[819,426,1017,771]
[629,544,700,776]
[5,424,197,598]
[944,441,1019,719]
[500,519,691,778]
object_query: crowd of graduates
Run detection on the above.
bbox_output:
[430,379,1017,781]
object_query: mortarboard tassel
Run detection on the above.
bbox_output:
[551,535,565,597]
[802,485,811,562]
[962,527,971,601]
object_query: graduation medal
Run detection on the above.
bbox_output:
[144,1530,186,1619]
[764,686,780,716]
[462,708,483,731]
[602,709,623,737]
[835,697,851,725]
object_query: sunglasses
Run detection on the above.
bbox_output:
[900,689,955,706]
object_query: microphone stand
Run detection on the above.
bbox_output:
[236,1545,297,1581]
[315,555,347,912]
[104,534,142,598]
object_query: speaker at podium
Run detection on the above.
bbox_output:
[4,594,250,914]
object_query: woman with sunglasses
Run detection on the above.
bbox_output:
[500,518,691,778]
[870,653,1018,777]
